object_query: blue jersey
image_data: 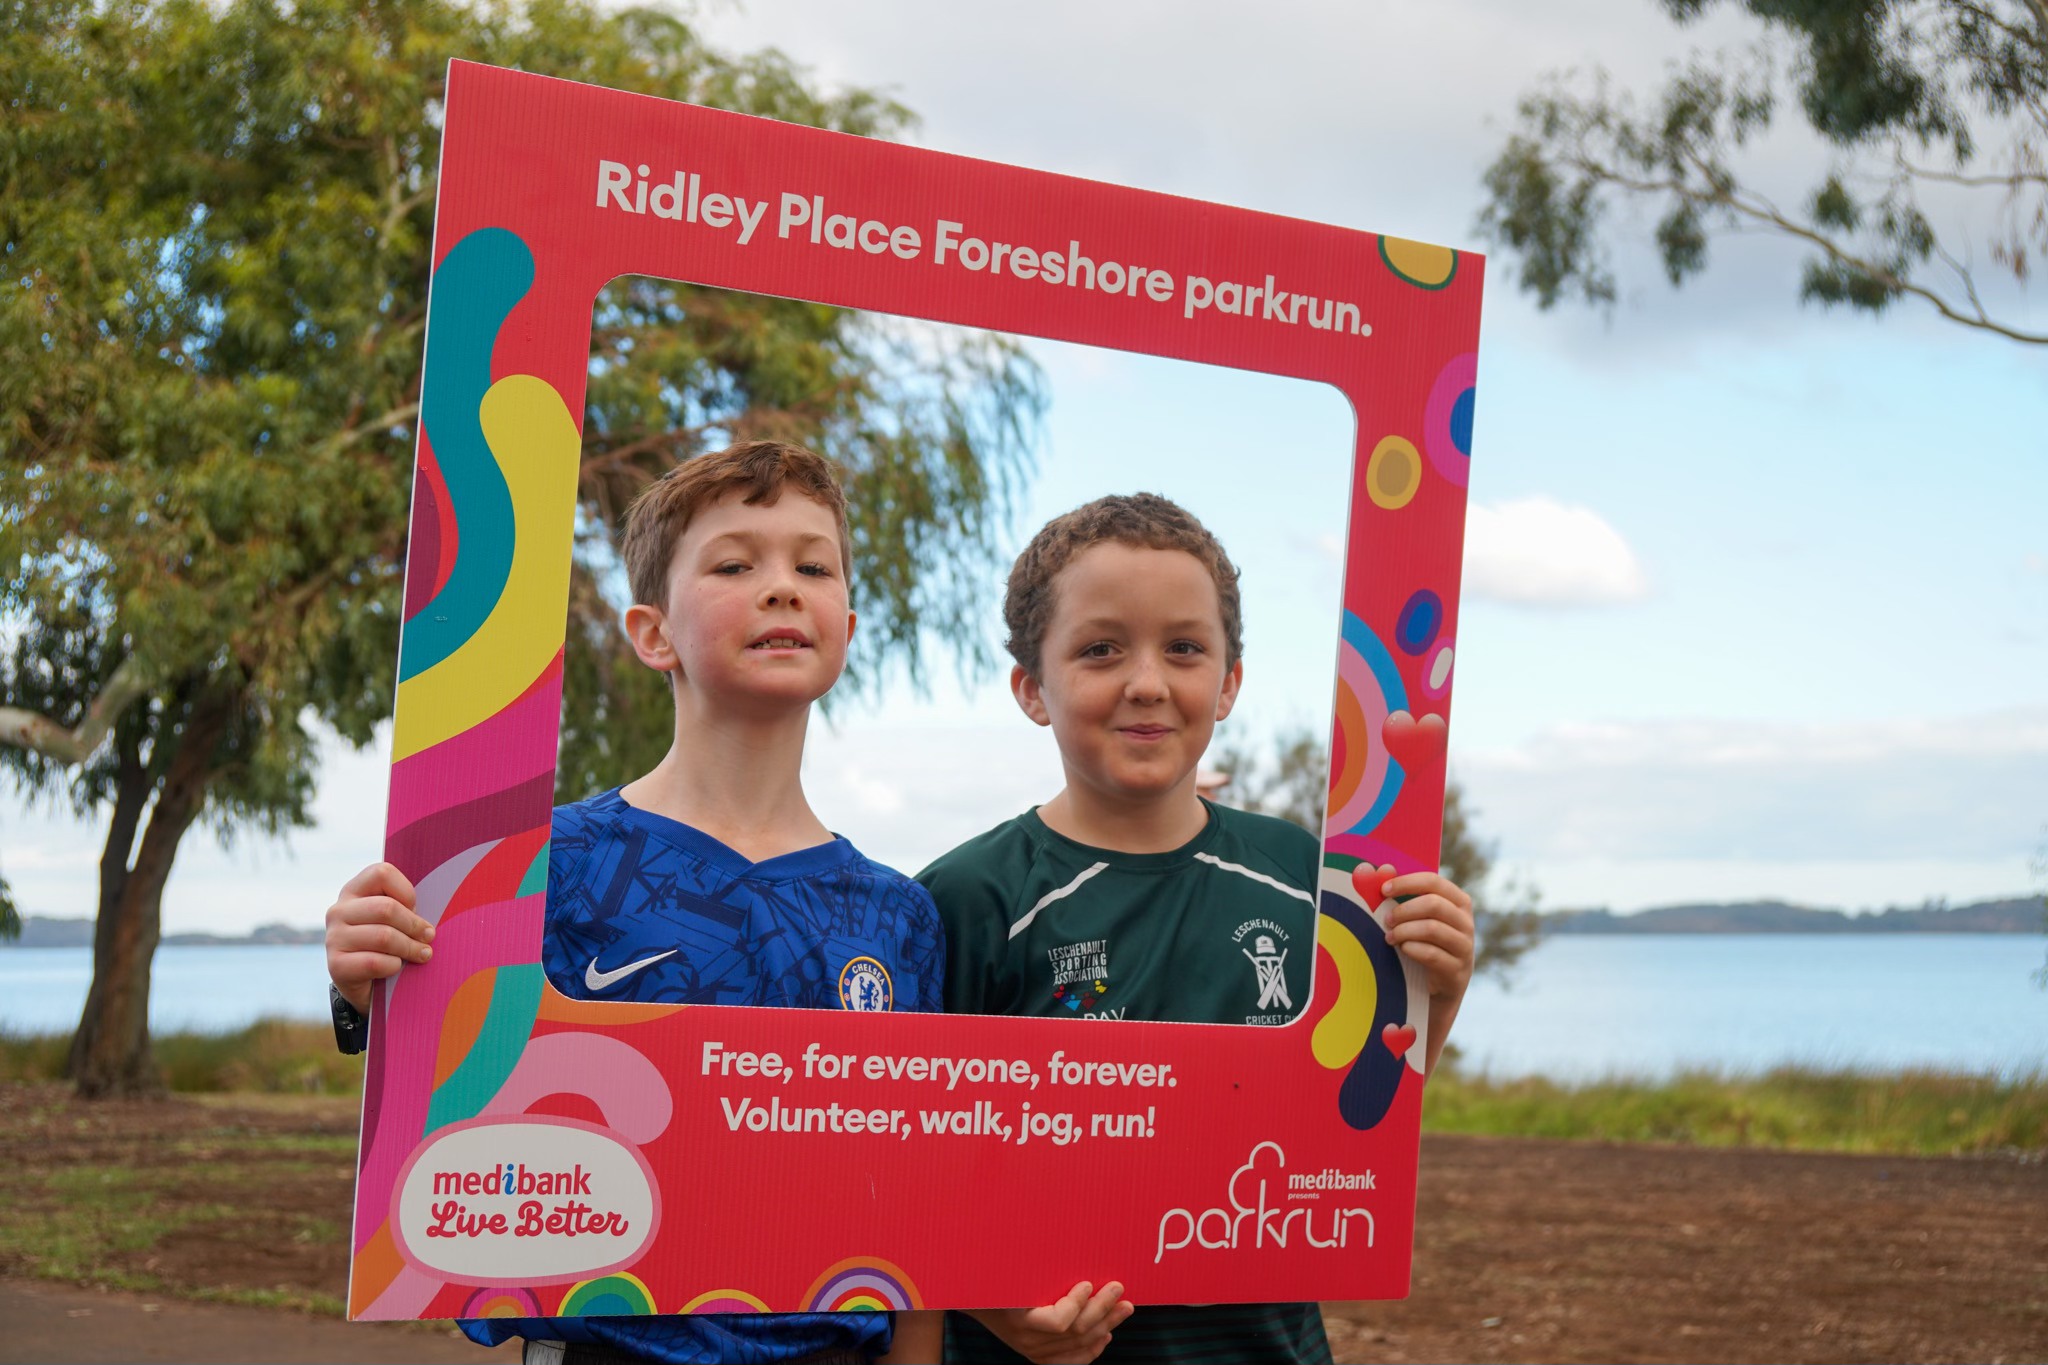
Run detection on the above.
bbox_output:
[462,788,944,1364]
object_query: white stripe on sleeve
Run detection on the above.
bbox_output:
[1193,851,1315,904]
[1008,862,1110,940]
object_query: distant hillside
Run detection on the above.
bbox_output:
[1546,897,2043,934]
[4,917,323,949]
[9,899,2040,946]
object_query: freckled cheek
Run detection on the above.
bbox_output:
[673,589,758,651]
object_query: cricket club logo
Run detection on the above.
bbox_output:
[1233,918,1292,1013]
[836,956,893,1012]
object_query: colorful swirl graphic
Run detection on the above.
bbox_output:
[1325,613,1409,839]
[1309,863,1414,1132]
[355,226,658,1312]
[1394,591,1442,657]
[682,1289,774,1314]
[803,1258,923,1313]
[559,1273,658,1317]
[1364,435,1422,511]
[463,1286,543,1319]
[1423,353,1477,489]
[1378,236,1459,291]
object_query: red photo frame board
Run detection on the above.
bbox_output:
[350,59,1482,1321]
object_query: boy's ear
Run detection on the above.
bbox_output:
[1214,658,1244,722]
[844,609,857,645]
[623,602,679,674]
[1011,665,1052,728]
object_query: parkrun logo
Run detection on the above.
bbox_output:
[1154,1142,1374,1264]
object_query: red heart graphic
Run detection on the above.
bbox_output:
[1382,1022,1417,1059]
[1381,710,1447,773]
[1349,861,1392,911]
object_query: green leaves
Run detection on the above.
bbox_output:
[1476,0,2048,344]
[1477,132,1620,310]
[3,0,1043,831]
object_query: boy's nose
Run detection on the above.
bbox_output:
[1124,658,1167,701]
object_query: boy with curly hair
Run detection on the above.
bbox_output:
[922,493,1476,1364]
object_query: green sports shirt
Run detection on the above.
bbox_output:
[917,800,1332,1365]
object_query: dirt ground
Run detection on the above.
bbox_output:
[1,1084,2042,1364]
[1344,1135,2047,1364]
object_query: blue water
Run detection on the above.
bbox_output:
[1452,934,2048,1080]
[1,936,2044,1079]
[0,945,337,1035]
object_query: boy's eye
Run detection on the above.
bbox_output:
[1079,642,1117,660]
[713,561,748,575]
[1168,639,1206,656]
[798,562,832,578]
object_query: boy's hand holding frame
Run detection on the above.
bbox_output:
[326,862,433,1016]
[344,60,1484,1321]
[968,1281,1137,1363]
[1370,868,1477,1074]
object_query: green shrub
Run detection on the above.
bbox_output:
[1423,1064,2048,1155]
[0,1020,362,1095]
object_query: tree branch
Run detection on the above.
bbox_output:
[1894,158,2048,188]
[578,426,705,475]
[2021,0,2048,44]
[317,401,420,456]
[0,655,150,764]
[1563,153,2048,344]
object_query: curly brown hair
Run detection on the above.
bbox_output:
[1004,493,1243,679]
[621,441,852,609]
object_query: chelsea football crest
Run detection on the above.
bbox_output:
[837,956,894,1012]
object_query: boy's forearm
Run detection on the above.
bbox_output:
[880,1309,941,1364]
[1424,990,1462,1074]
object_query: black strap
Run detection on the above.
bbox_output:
[330,982,369,1055]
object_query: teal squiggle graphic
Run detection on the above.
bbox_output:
[399,227,535,682]
[423,963,544,1135]
[517,840,551,900]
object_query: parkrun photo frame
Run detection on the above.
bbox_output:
[350,60,1483,1321]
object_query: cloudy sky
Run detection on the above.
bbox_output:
[7,0,2046,932]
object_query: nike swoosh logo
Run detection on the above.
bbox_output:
[584,949,677,992]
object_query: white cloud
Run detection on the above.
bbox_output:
[1457,709,2048,896]
[1462,496,1650,606]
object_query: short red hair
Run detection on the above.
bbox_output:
[621,441,852,607]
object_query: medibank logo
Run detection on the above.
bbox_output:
[431,1163,595,1198]
[392,1118,658,1284]
[1154,1142,1374,1264]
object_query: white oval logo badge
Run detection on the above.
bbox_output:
[391,1117,658,1284]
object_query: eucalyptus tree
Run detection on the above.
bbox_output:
[1,0,1039,1096]
[1479,0,2048,345]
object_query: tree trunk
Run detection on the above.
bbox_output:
[66,695,231,1099]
